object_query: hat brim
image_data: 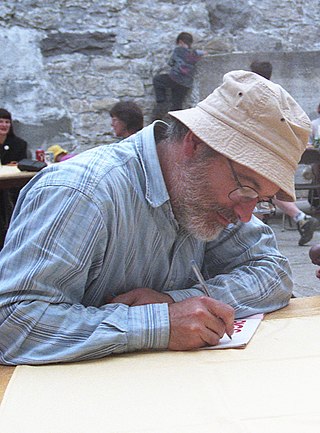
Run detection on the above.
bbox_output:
[169,106,296,202]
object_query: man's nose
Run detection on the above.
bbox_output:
[233,200,258,223]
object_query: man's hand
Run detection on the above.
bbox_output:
[168,297,234,350]
[110,288,174,306]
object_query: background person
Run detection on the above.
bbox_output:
[250,61,319,246]
[306,102,320,209]
[47,144,76,162]
[0,108,27,165]
[308,103,320,147]
[110,101,143,139]
[309,243,320,279]
[0,108,28,249]
[152,32,206,120]
[0,71,310,365]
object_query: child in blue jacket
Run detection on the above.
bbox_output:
[152,32,206,119]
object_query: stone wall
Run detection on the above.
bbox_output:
[1,0,320,155]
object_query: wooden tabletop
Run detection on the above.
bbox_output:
[1,295,320,404]
[0,165,36,190]
[0,366,14,403]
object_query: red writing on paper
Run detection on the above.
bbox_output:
[233,319,247,333]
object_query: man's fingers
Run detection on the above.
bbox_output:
[168,297,235,350]
[204,297,235,337]
[203,314,226,339]
[200,327,222,347]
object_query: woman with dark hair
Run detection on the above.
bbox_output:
[0,108,28,165]
[0,108,28,249]
[110,101,143,139]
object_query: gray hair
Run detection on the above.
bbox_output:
[165,117,218,161]
[164,117,190,142]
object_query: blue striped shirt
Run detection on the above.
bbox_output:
[0,122,293,365]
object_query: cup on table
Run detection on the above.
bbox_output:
[44,151,55,165]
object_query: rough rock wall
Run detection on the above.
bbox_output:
[1,0,319,154]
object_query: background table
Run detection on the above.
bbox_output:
[0,165,36,190]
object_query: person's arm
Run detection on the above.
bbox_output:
[111,289,235,349]
[194,49,207,57]
[168,47,178,67]
[0,185,170,365]
[308,121,320,147]
[308,125,315,146]
[164,217,293,318]
[186,49,206,65]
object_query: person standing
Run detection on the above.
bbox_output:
[308,103,320,147]
[306,103,320,209]
[250,61,319,246]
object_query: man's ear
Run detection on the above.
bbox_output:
[182,131,203,158]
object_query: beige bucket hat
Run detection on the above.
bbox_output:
[169,70,311,201]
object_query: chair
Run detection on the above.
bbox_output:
[295,148,320,205]
[282,148,320,230]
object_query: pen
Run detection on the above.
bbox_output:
[191,260,232,340]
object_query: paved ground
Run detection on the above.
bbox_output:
[267,199,320,297]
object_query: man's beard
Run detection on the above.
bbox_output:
[169,157,238,241]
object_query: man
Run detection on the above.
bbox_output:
[250,60,319,245]
[0,71,310,365]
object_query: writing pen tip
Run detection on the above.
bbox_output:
[227,334,232,340]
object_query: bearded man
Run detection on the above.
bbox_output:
[0,70,311,365]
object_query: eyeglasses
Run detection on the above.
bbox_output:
[227,159,274,203]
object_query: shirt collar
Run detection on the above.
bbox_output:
[134,121,170,208]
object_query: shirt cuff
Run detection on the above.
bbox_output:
[127,303,170,351]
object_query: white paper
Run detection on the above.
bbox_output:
[203,313,264,350]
